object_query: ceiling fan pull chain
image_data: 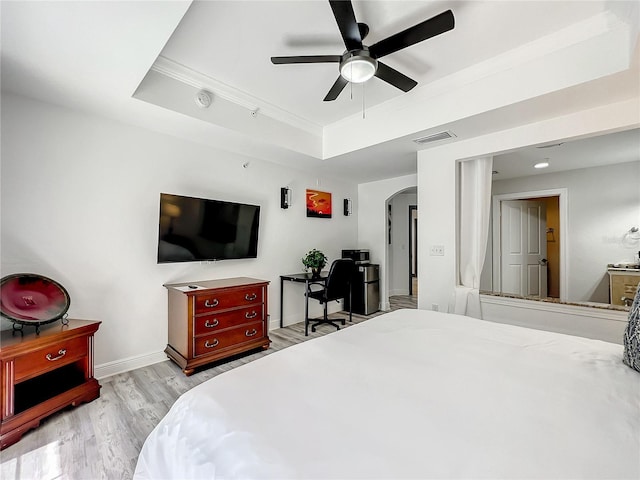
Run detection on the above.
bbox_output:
[362,82,366,119]
[350,62,353,100]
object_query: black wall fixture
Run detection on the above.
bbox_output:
[281,187,291,209]
[344,198,352,216]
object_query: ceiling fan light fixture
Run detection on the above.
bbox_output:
[340,55,377,83]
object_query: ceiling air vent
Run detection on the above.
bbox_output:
[413,130,456,145]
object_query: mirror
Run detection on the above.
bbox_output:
[480,128,640,308]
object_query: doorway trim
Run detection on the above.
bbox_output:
[492,188,568,301]
[408,205,417,296]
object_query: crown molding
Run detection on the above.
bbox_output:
[151,56,322,136]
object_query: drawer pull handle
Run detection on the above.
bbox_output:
[204,319,219,328]
[204,339,219,349]
[46,349,67,361]
[204,299,219,308]
[245,329,258,337]
[245,311,258,319]
[245,293,257,301]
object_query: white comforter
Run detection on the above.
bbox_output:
[134,309,640,479]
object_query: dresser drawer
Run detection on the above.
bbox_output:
[194,306,264,336]
[194,286,264,314]
[13,335,88,382]
[194,322,264,357]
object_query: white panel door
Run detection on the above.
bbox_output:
[500,200,548,297]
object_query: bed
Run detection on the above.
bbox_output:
[134,309,640,479]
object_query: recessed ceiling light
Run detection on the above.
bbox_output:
[534,161,550,169]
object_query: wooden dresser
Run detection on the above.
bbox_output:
[164,278,270,376]
[0,319,101,450]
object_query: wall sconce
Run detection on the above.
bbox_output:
[343,198,352,216]
[622,226,640,249]
[281,187,291,209]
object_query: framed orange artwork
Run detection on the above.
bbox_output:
[306,189,332,218]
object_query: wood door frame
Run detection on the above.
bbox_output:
[408,205,417,295]
[492,188,568,301]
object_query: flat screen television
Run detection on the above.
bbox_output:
[157,193,260,263]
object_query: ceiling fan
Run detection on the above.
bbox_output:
[271,0,455,101]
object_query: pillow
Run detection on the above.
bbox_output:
[622,282,640,372]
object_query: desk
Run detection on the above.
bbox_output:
[280,272,328,335]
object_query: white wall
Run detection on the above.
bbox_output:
[0,93,358,377]
[483,161,640,303]
[388,192,417,296]
[417,97,639,343]
[357,174,417,310]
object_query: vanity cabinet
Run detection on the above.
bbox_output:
[608,269,640,306]
[164,278,270,376]
[0,319,101,449]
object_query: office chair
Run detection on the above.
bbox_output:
[305,258,356,335]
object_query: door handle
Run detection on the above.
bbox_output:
[539,258,548,266]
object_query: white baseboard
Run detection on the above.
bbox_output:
[269,316,282,330]
[95,351,168,381]
[389,288,409,296]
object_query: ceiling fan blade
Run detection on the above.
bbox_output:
[328,0,362,51]
[375,62,417,92]
[271,55,342,64]
[369,10,455,59]
[324,76,348,101]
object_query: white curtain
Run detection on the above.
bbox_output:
[452,156,493,318]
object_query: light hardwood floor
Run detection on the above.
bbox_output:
[1,296,416,480]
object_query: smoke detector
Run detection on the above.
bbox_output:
[195,90,212,109]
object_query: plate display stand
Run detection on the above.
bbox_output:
[0,273,71,335]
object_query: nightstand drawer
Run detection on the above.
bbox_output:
[194,306,264,336]
[14,335,88,382]
[194,287,264,314]
[194,322,264,357]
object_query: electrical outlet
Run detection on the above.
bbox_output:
[429,245,445,256]
[432,304,439,311]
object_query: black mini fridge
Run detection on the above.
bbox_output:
[346,264,380,315]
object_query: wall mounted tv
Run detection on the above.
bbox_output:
[157,193,260,263]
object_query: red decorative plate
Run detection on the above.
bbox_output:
[0,274,70,325]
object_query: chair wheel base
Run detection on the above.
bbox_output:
[309,319,343,333]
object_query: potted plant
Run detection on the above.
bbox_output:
[302,249,328,277]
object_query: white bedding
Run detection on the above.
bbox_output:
[134,309,640,479]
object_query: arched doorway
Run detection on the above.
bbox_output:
[386,187,418,307]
